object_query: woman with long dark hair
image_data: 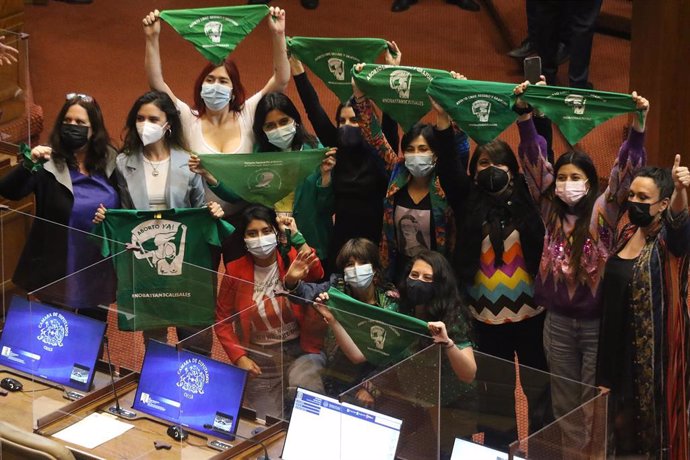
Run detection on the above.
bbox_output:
[597,163,690,459]
[189,91,336,264]
[215,204,324,419]
[0,94,119,319]
[514,79,649,451]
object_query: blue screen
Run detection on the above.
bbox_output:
[0,296,106,391]
[132,340,248,439]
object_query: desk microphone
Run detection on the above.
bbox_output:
[104,336,136,419]
[203,423,270,460]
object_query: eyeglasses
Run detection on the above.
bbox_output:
[65,93,93,103]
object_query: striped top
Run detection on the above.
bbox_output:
[468,230,543,324]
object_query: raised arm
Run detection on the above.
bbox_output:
[142,10,177,104]
[428,321,476,383]
[258,7,290,96]
[314,296,366,364]
[666,154,690,257]
[290,56,338,146]
[352,68,399,173]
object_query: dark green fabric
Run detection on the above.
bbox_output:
[352,64,451,131]
[326,287,430,366]
[427,78,518,144]
[93,208,235,331]
[521,84,642,145]
[287,37,388,103]
[199,148,327,208]
[160,5,269,65]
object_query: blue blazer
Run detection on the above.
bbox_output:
[115,147,205,210]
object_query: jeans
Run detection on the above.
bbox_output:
[543,310,600,457]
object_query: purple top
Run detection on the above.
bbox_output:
[517,117,646,319]
[64,169,118,310]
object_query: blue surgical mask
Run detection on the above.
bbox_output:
[200,83,233,112]
[343,263,374,289]
[405,154,435,178]
[265,122,297,150]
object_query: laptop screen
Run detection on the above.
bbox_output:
[132,340,248,439]
[0,295,106,392]
[450,438,526,460]
[281,387,403,460]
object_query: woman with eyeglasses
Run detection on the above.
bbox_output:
[142,8,290,262]
[0,93,119,320]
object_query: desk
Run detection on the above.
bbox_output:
[34,376,287,460]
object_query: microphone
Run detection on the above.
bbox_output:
[203,423,270,460]
[104,336,136,419]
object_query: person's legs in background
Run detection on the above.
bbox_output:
[532,0,562,85]
[565,0,603,89]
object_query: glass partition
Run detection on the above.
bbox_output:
[0,28,33,154]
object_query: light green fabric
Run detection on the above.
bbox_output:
[287,37,388,103]
[160,5,269,64]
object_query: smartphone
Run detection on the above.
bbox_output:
[523,56,542,84]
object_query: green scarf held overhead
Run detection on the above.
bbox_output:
[427,78,518,144]
[521,84,642,145]
[287,37,388,104]
[352,64,451,131]
[160,5,269,65]
[198,148,327,207]
[325,287,430,367]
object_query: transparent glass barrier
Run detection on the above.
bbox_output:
[0,28,34,154]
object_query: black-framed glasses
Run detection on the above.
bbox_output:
[65,92,93,103]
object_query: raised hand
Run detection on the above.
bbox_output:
[277,216,298,234]
[207,201,224,219]
[188,154,218,185]
[284,248,317,287]
[142,10,161,38]
[0,36,18,66]
[428,321,451,345]
[31,145,52,162]
[320,148,337,178]
[384,41,401,66]
[450,71,467,80]
[631,91,650,131]
[673,154,690,190]
[268,7,286,35]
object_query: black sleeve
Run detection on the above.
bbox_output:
[0,164,36,201]
[381,113,400,153]
[293,72,338,147]
[434,126,470,213]
[533,115,554,164]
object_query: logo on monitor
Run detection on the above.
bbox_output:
[370,325,387,350]
[176,358,209,399]
[129,220,188,276]
[37,312,69,350]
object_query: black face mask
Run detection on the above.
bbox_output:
[476,166,510,194]
[60,124,89,151]
[337,125,364,149]
[627,201,659,227]
[405,278,436,306]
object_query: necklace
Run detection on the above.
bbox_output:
[143,157,167,177]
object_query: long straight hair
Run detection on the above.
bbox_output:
[252,92,318,151]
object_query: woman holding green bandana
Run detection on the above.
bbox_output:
[351,63,463,282]
[143,7,290,261]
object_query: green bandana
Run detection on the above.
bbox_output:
[521,84,642,145]
[352,64,451,131]
[198,148,327,207]
[427,78,518,144]
[287,37,388,104]
[160,5,269,65]
[326,287,430,366]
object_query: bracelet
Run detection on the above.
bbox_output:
[443,339,455,349]
[290,231,307,248]
[512,103,533,115]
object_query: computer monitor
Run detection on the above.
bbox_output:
[132,340,248,440]
[0,295,106,392]
[281,387,403,460]
[450,438,526,460]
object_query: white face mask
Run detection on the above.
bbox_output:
[245,233,278,259]
[200,83,233,112]
[343,263,374,289]
[136,121,167,146]
[555,180,589,207]
[404,154,435,178]
[265,122,297,150]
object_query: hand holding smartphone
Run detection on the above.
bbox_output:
[523,56,542,84]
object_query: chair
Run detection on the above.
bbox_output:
[0,421,75,460]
